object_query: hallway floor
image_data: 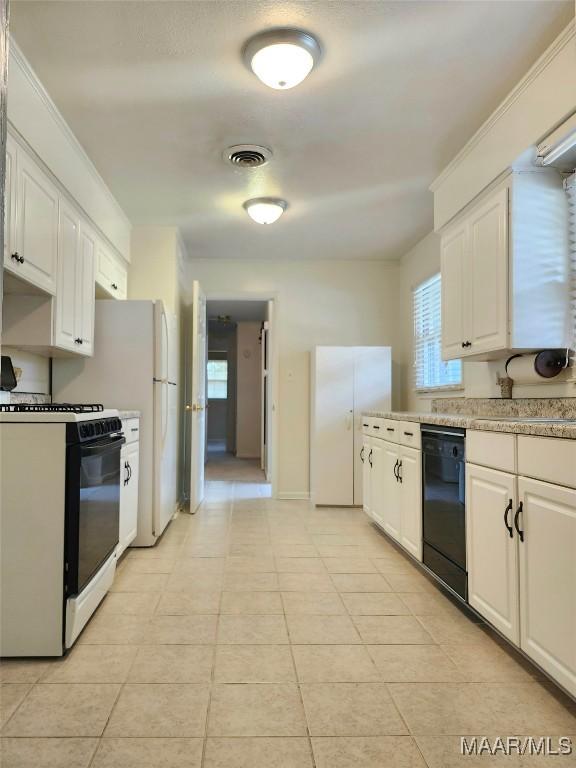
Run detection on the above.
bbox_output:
[1,474,575,767]
[206,442,268,486]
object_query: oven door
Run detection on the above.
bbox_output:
[65,434,124,596]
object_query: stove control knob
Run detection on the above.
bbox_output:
[94,422,102,435]
[80,424,88,438]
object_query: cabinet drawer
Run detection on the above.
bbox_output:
[370,417,386,438]
[378,418,400,442]
[361,417,374,436]
[399,421,421,449]
[518,435,576,489]
[467,430,516,473]
[122,417,140,445]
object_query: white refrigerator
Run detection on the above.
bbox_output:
[53,300,178,546]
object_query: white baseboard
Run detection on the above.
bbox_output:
[276,491,311,500]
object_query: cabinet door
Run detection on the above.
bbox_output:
[399,446,422,561]
[96,241,127,299]
[518,477,576,697]
[78,223,96,355]
[15,149,59,294]
[379,441,401,542]
[119,442,140,555]
[440,222,467,360]
[54,200,80,352]
[467,187,509,355]
[466,463,519,644]
[362,436,372,518]
[3,135,16,268]
[313,347,355,505]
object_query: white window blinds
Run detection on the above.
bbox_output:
[565,172,576,350]
[413,274,462,391]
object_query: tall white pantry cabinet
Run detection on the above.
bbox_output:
[311,346,392,506]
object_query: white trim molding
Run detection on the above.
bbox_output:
[431,20,576,231]
[8,37,131,259]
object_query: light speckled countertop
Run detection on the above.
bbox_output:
[363,411,576,440]
[118,410,141,420]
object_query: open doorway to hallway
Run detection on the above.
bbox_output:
[205,300,270,489]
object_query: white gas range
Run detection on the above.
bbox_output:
[0,404,124,656]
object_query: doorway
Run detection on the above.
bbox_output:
[205,299,270,487]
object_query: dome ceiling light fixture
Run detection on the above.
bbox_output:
[243,197,288,225]
[242,28,322,90]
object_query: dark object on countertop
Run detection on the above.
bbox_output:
[0,356,17,391]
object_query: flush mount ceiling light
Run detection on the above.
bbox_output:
[242,28,321,90]
[243,197,288,224]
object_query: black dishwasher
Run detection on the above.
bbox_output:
[421,425,467,599]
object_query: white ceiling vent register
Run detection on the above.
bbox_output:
[223,145,272,168]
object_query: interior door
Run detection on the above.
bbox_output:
[466,463,519,643]
[313,346,355,505]
[189,280,207,512]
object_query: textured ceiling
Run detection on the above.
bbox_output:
[11,1,574,261]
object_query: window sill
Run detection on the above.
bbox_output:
[414,384,465,395]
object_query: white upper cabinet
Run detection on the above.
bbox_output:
[54,202,95,356]
[78,224,96,355]
[440,222,467,360]
[467,188,509,355]
[4,135,16,265]
[5,142,59,294]
[54,200,80,351]
[441,169,570,361]
[96,240,128,300]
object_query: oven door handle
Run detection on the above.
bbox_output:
[82,435,126,456]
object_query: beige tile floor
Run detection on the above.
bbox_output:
[1,460,576,767]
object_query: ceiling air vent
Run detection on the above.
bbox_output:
[223,144,272,168]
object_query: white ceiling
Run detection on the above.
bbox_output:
[11,1,573,261]
[207,300,268,322]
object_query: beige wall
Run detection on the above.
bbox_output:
[236,321,261,459]
[129,228,181,316]
[185,259,401,498]
[399,232,575,412]
[1,348,50,397]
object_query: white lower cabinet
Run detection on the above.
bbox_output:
[380,440,401,541]
[466,463,520,644]
[399,445,422,561]
[518,476,576,698]
[363,430,422,562]
[118,422,140,556]
[466,432,576,698]
[361,435,372,519]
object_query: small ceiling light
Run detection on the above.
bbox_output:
[243,28,321,90]
[243,197,288,224]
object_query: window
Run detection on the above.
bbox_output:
[413,274,462,391]
[207,359,228,399]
